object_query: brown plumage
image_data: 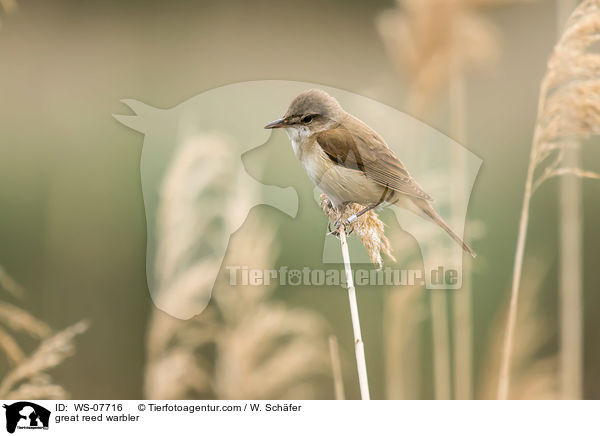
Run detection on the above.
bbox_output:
[316,121,433,202]
[265,89,475,257]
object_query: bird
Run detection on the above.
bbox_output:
[264,89,476,257]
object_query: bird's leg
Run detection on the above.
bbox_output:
[328,206,353,237]
[344,204,377,226]
[344,187,389,226]
[328,222,355,237]
[328,218,349,237]
[327,221,337,235]
[329,201,382,237]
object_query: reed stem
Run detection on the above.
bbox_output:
[328,335,346,400]
[450,56,472,401]
[497,123,536,400]
[499,0,585,400]
[431,292,451,399]
[557,0,583,400]
[558,145,583,399]
[339,228,370,400]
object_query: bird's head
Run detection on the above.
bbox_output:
[264,89,342,137]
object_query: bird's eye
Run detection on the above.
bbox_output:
[301,115,313,124]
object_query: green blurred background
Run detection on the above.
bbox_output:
[0,0,599,399]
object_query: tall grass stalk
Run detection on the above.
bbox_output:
[328,336,345,400]
[557,0,583,401]
[497,139,536,400]
[339,228,370,400]
[430,292,451,399]
[383,283,424,399]
[449,63,473,400]
[558,149,584,400]
[499,0,600,399]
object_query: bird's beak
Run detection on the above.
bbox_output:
[264,118,286,129]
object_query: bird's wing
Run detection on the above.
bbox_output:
[315,120,433,201]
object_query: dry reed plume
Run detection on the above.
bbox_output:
[154,135,248,318]
[0,266,25,299]
[320,193,395,269]
[377,0,501,114]
[0,0,16,13]
[499,0,600,400]
[0,268,88,400]
[0,0,17,29]
[145,135,332,400]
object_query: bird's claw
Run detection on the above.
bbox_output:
[327,220,340,237]
[327,218,353,237]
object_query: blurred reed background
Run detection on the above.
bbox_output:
[0,0,599,399]
[0,266,87,399]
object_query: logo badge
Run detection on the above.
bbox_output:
[3,402,50,434]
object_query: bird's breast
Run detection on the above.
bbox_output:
[297,139,385,208]
[299,141,332,185]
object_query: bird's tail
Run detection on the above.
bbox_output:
[416,200,476,258]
